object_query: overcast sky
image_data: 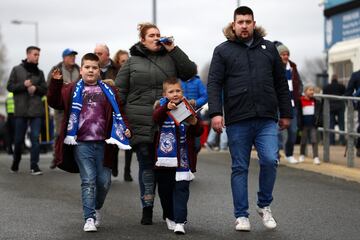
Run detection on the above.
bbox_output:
[0,0,325,81]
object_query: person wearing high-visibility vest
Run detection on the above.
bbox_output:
[5,92,15,154]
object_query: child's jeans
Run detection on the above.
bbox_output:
[156,169,190,223]
[74,141,111,221]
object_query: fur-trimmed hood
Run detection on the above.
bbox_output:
[222,22,266,41]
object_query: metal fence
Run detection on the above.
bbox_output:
[315,94,360,167]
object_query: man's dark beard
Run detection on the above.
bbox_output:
[237,32,253,42]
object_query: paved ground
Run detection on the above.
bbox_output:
[1,150,360,240]
[279,145,360,183]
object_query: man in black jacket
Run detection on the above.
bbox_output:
[323,74,345,145]
[7,46,48,175]
[207,6,291,232]
[345,70,360,156]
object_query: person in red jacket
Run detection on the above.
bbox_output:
[153,77,203,235]
[47,53,131,232]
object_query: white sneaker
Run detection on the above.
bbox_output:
[313,157,320,165]
[174,223,185,234]
[257,206,277,229]
[235,217,251,231]
[298,155,305,163]
[286,156,298,164]
[166,218,176,230]
[83,218,97,232]
[95,210,101,227]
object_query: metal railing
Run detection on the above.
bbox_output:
[314,94,360,167]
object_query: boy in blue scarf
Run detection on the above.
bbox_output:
[153,77,203,235]
[49,53,131,232]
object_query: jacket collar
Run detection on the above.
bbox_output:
[222,22,267,47]
[129,42,167,57]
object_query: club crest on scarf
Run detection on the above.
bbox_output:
[159,132,175,153]
[115,120,126,141]
[68,113,77,131]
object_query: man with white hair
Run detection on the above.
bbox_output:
[94,44,119,80]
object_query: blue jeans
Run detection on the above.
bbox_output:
[134,143,155,208]
[74,141,111,221]
[226,118,278,218]
[207,128,228,150]
[278,109,297,157]
[13,117,41,169]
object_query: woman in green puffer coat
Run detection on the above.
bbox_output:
[115,22,196,225]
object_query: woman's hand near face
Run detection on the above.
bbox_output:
[161,40,175,52]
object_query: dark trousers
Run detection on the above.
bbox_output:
[300,126,318,158]
[155,169,190,224]
[124,149,133,173]
[4,114,15,152]
[13,117,41,169]
[329,109,345,145]
[112,149,133,175]
[357,111,360,149]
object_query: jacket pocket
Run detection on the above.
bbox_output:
[225,87,250,115]
[262,86,278,110]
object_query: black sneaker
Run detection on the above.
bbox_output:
[124,172,133,182]
[49,159,57,169]
[112,168,119,177]
[31,167,43,176]
[10,162,19,173]
[10,166,19,173]
[141,206,153,225]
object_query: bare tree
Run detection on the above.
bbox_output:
[0,27,7,95]
[199,61,210,85]
[299,56,327,88]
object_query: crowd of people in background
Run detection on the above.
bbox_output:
[1,5,360,236]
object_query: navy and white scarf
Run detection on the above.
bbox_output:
[64,79,131,150]
[286,62,295,108]
[155,97,194,181]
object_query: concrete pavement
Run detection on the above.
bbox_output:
[276,145,360,183]
[1,149,360,239]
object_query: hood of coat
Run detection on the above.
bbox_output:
[129,42,168,57]
[222,22,266,42]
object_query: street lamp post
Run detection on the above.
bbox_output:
[11,19,39,46]
[152,0,157,25]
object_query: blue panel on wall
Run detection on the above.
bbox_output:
[325,7,360,49]
[325,0,353,9]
